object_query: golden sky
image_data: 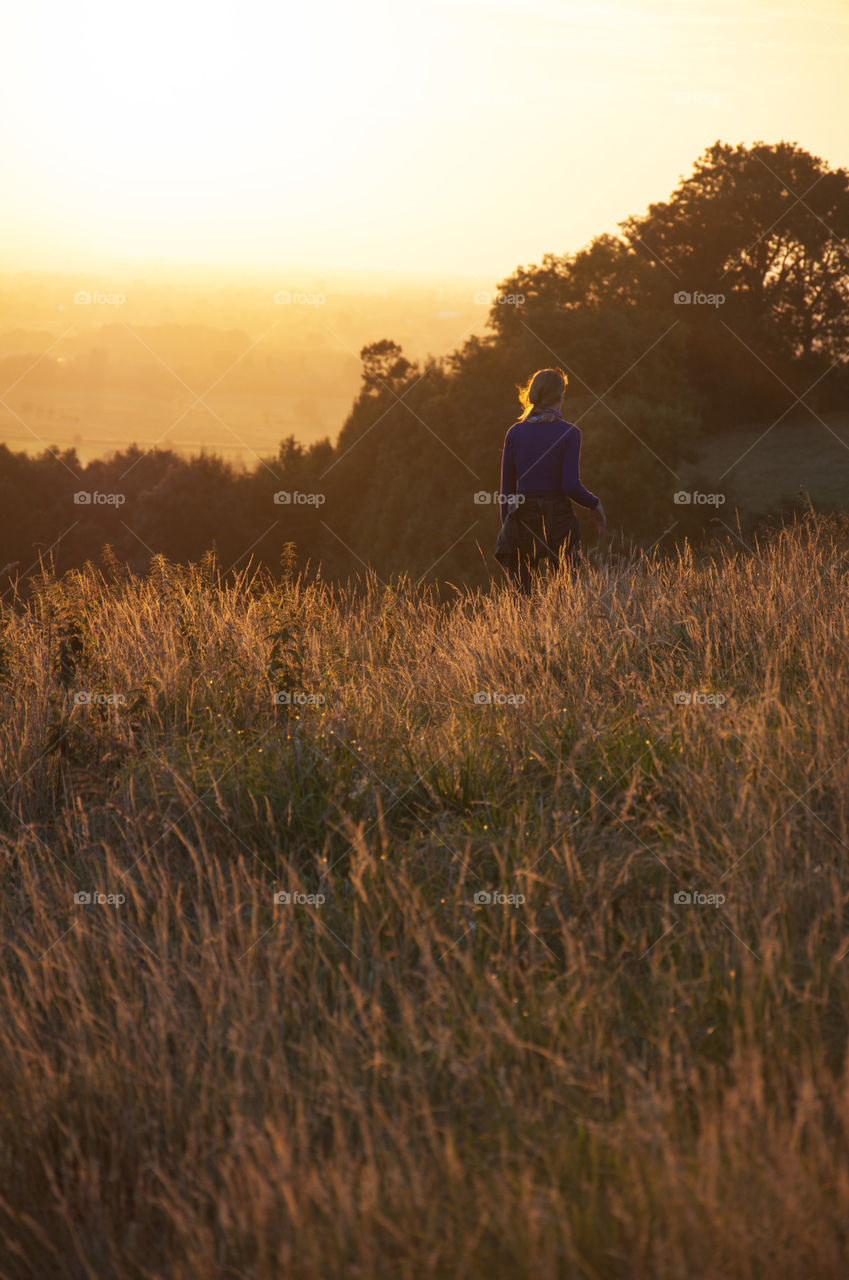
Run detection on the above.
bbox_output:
[4,0,848,278]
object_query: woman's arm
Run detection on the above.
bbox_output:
[499,430,516,524]
[561,426,600,511]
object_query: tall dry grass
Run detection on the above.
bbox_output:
[2,515,849,1277]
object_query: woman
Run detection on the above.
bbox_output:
[495,367,605,594]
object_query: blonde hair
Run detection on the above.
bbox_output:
[517,367,568,420]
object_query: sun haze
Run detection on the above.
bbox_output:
[3,0,848,277]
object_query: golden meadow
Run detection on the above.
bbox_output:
[1,514,848,1277]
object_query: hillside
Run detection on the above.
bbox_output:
[2,516,849,1276]
[685,410,849,517]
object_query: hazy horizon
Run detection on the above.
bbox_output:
[0,265,500,466]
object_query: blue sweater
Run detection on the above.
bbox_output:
[499,409,599,523]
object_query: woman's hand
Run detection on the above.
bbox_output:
[590,500,606,534]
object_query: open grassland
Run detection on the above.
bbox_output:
[686,410,849,517]
[2,517,849,1277]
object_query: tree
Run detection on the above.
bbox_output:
[358,340,414,394]
[621,140,849,410]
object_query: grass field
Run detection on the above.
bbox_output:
[2,516,849,1277]
[685,410,849,516]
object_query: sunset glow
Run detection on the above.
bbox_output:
[5,0,848,275]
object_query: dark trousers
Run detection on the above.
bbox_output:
[502,494,582,595]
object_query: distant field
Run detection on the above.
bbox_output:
[0,386,354,466]
[0,265,493,467]
[684,410,849,514]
